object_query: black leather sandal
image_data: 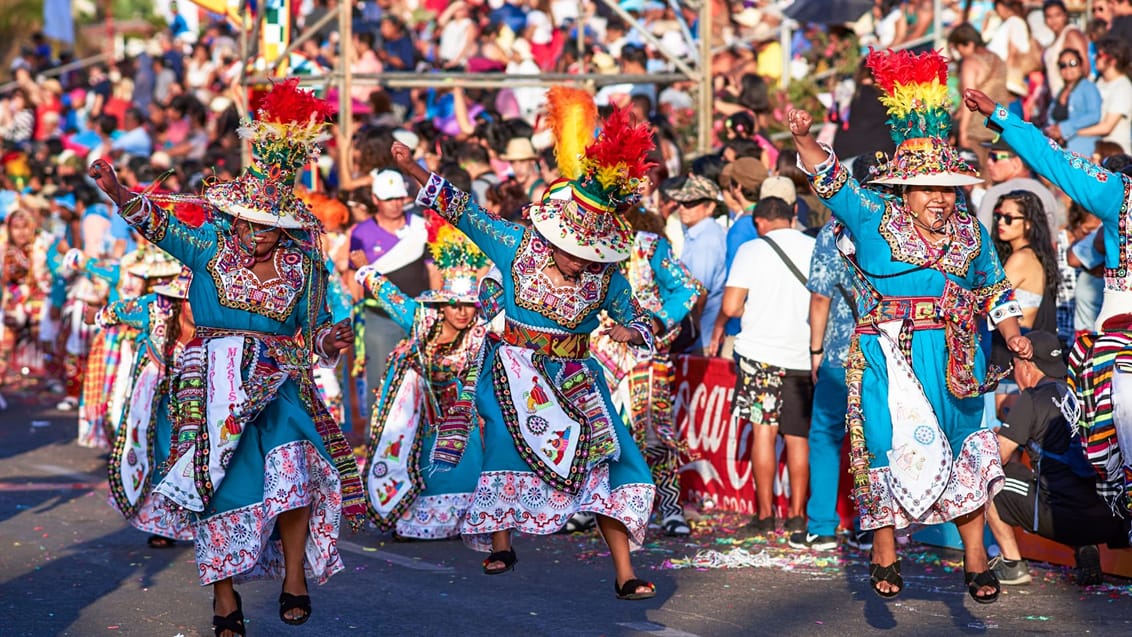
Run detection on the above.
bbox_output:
[482,548,518,575]
[212,591,245,637]
[965,570,1000,604]
[279,586,312,625]
[869,560,903,599]
[615,578,657,600]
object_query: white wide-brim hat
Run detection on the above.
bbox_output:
[527,184,631,263]
[205,179,311,229]
[869,137,983,187]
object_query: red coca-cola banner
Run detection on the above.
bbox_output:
[674,355,757,515]
[674,355,854,527]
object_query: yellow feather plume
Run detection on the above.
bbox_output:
[545,86,597,181]
[875,80,950,120]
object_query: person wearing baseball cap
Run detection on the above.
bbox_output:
[716,156,769,357]
[987,330,1130,588]
[350,167,429,413]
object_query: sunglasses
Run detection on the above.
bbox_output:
[988,151,1015,162]
[1058,59,1080,69]
[679,200,709,208]
[993,212,1026,225]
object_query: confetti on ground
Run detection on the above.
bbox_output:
[666,547,845,571]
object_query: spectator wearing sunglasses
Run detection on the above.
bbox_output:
[975,139,1062,239]
[1044,49,1102,157]
[988,190,1060,416]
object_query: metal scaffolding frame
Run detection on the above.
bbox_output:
[240,0,715,156]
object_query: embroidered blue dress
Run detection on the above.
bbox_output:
[806,150,1018,531]
[415,175,657,551]
[357,269,487,539]
[988,104,1132,516]
[119,195,364,586]
[98,292,193,541]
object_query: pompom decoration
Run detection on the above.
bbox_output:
[545,86,598,181]
[525,91,657,262]
[866,48,953,145]
[864,48,979,186]
[202,78,334,231]
[415,209,487,304]
[296,187,348,230]
[173,201,209,228]
[584,106,656,199]
[242,78,334,172]
[425,210,488,270]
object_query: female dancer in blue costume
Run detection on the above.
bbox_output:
[88,265,194,548]
[351,215,489,540]
[964,87,1132,525]
[391,88,659,600]
[89,79,361,637]
[789,50,1032,603]
[73,246,183,449]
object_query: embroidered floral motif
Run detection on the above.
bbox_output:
[460,466,654,552]
[206,233,309,323]
[396,492,474,539]
[127,491,194,540]
[1104,179,1132,290]
[876,204,981,276]
[858,430,1004,530]
[511,231,612,329]
[193,441,344,585]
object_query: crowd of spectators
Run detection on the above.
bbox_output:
[2,0,1131,580]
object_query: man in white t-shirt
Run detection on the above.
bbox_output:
[719,196,815,536]
[1073,37,1132,153]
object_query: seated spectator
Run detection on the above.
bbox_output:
[350,31,383,104]
[987,331,1131,587]
[110,108,153,157]
[1071,37,1132,154]
[1044,49,1103,157]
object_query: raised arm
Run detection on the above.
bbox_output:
[788,108,887,237]
[62,248,122,290]
[391,141,522,267]
[963,89,1128,225]
[88,158,211,269]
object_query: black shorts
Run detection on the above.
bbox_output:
[994,462,1129,548]
[732,355,813,438]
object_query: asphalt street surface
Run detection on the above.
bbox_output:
[2,391,1131,637]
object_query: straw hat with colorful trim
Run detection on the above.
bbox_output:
[204,78,333,230]
[152,265,192,299]
[416,211,487,304]
[866,49,982,187]
[527,87,656,263]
